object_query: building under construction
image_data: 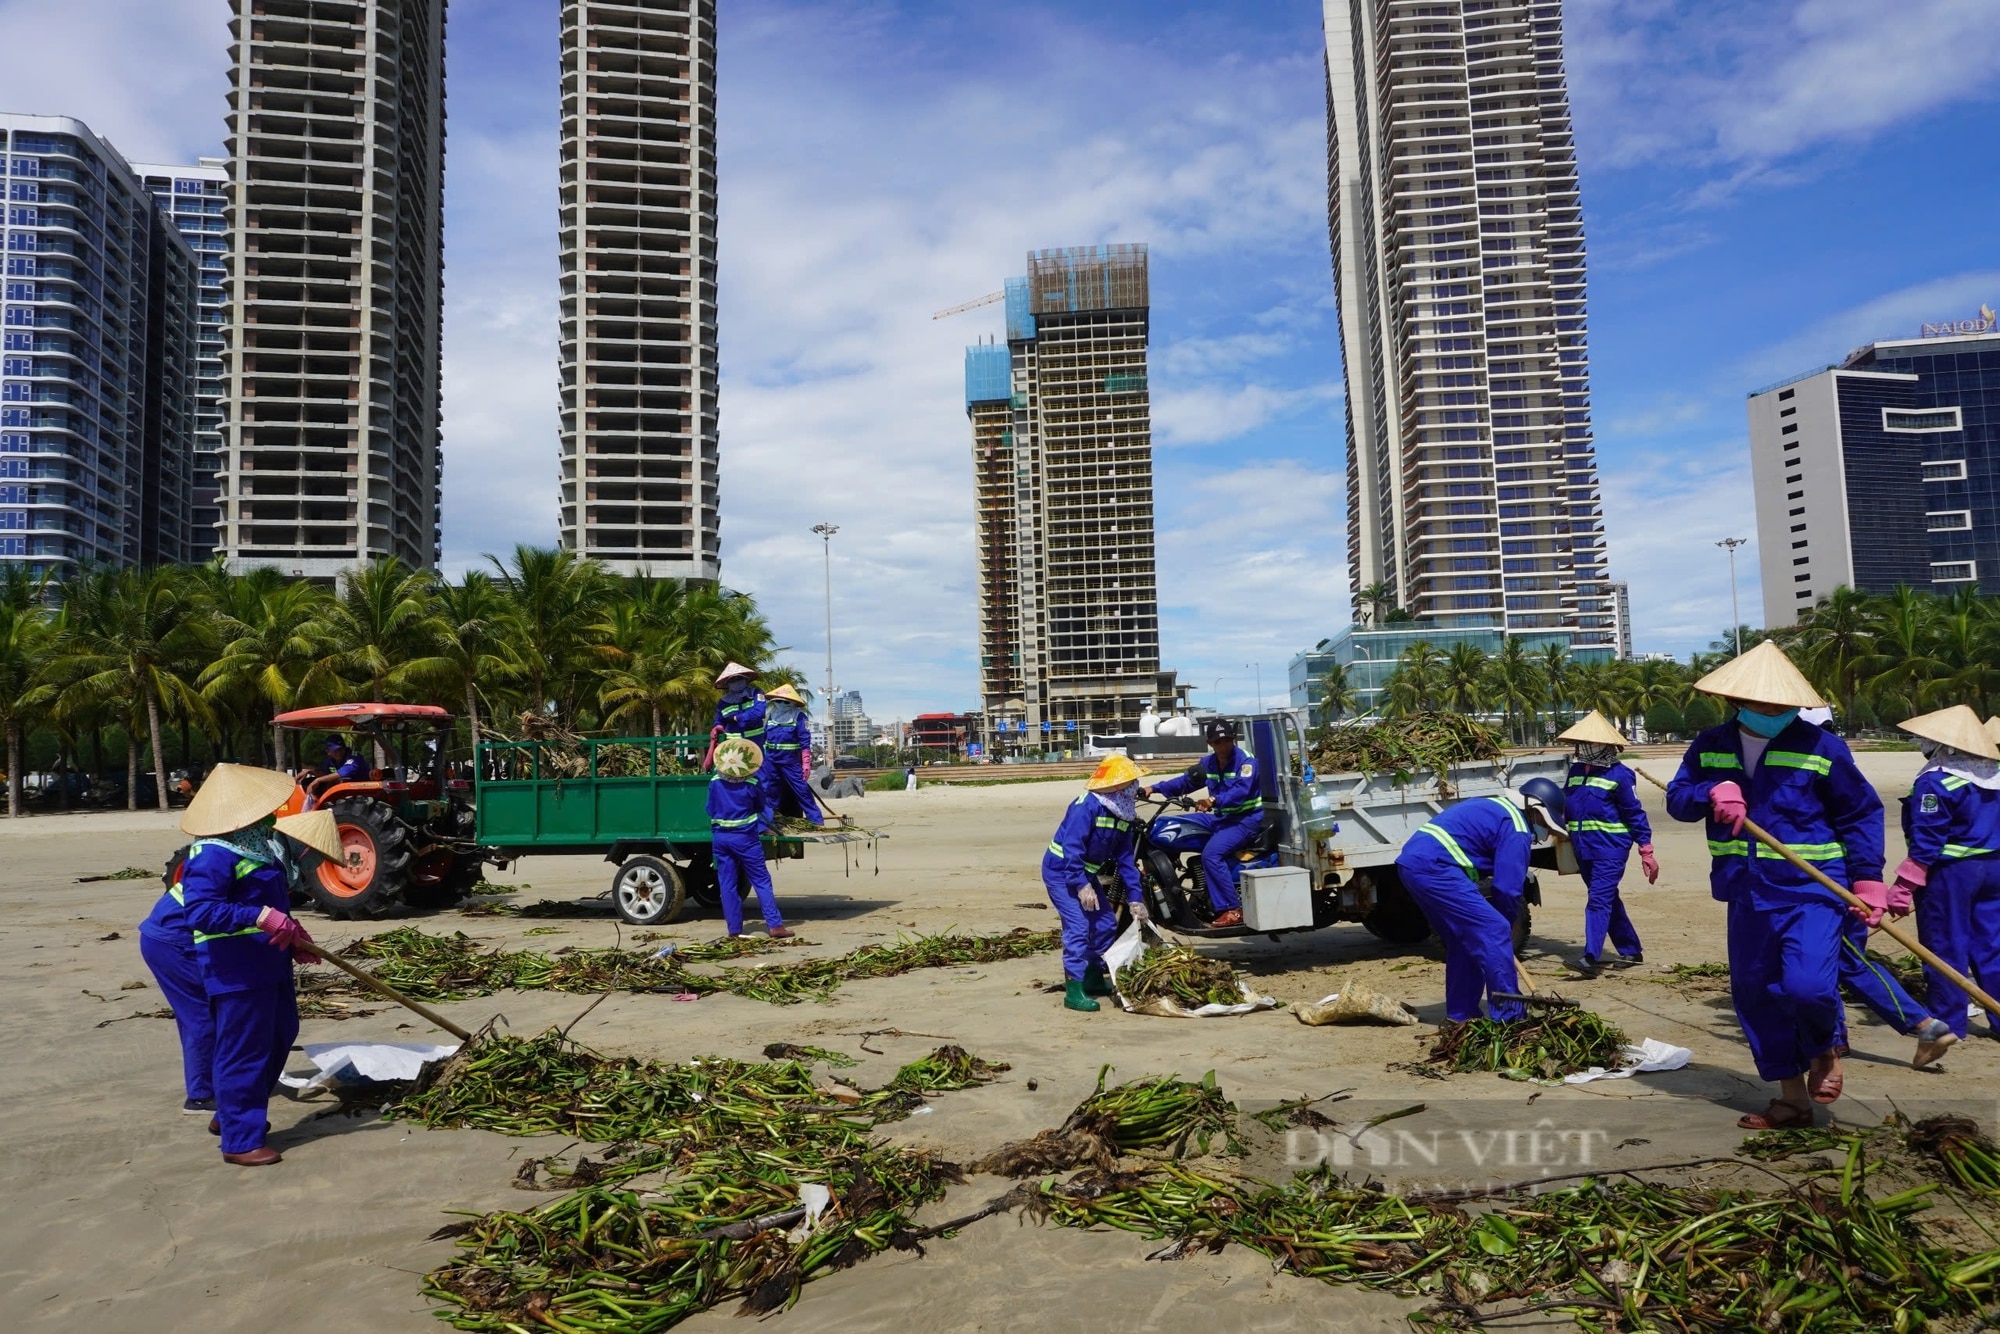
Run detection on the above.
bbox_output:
[558,0,720,580]
[966,244,1178,754]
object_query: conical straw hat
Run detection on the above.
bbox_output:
[714,737,763,779]
[1900,705,2000,761]
[1988,716,2000,747]
[1556,710,1628,747]
[274,809,346,862]
[181,764,300,837]
[764,683,806,706]
[714,661,756,684]
[1692,640,1826,708]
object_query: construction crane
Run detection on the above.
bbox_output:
[932,290,1004,320]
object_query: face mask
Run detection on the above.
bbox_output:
[1575,743,1621,767]
[722,680,753,702]
[1736,707,1799,739]
[1094,787,1138,822]
[769,701,801,725]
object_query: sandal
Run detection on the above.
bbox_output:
[1808,1053,1843,1105]
[1737,1100,1814,1131]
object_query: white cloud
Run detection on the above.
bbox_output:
[1740,268,2000,387]
[1154,381,1343,448]
[1570,0,2000,175]
[0,0,229,162]
[1600,444,1759,652]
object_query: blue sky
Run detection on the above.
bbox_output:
[3,0,1996,720]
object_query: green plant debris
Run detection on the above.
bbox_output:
[1424,1010,1628,1081]
[1866,949,1928,998]
[331,926,1054,1006]
[1120,944,1246,1009]
[76,866,157,883]
[1073,1066,1241,1159]
[883,1045,1009,1095]
[1908,1115,2000,1197]
[1662,961,1731,980]
[761,1043,858,1069]
[1308,712,1503,781]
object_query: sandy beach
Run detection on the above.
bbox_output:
[2,750,1989,1332]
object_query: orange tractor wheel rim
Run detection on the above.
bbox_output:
[315,823,376,897]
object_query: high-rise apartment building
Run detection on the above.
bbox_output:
[1,115,200,571]
[1322,0,1611,648]
[1748,319,2000,623]
[219,0,447,576]
[559,0,719,579]
[133,159,230,558]
[967,244,1171,751]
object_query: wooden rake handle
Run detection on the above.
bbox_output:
[1633,766,2000,1021]
[294,939,474,1041]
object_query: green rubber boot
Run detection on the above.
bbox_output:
[1082,963,1113,998]
[1063,979,1101,1012]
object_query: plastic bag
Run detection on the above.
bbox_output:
[1291,977,1419,1026]
[1102,919,1278,1018]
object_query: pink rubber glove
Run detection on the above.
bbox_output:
[1638,844,1659,884]
[256,906,314,956]
[1708,781,1747,835]
[1893,857,1928,896]
[1849,879,1891,927]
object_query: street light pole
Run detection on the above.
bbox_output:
[1246,662,1263,712]
[1717,537,1747,657]
[813,523,839,744]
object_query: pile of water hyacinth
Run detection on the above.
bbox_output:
[333,925,1060,1006]
[1118,943,1248,1009]
[411,1038,2000,1332]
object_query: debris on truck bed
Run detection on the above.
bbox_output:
[1308,713,1504,782]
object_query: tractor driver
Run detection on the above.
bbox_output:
[1140,718,1261,928]
[306,736,372,799]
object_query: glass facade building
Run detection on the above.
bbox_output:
[1322,1,1613,648]
[1748,325,2000,622]
[1288,622,1610,725]
[1,115,199,572]
[132,160,228,558]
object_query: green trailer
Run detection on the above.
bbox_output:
[474,736,808,926]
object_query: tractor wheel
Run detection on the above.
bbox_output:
[612,856,687,927]
[306,797,412,920]
[1361,869,1433,945]
[404,849,483,911]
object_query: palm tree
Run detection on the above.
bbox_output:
[1567,660,1624,720]
[1859,585,1946,720]
[1792,585,1874,721]
[1482,637,1544,743]
[1357,581,1396,627]
[1397,640,1446,712]
[1317,662,1358,726]
[49,567,212,811]
[599,630,710,739]
[432,571,518,748]
[1534,641,1570,731]
[1930,586,1999,718]
[1441,641,1490,715]
[488,545,616,725]
[0,598,52,815]
[202,577,342,767]
[323,557,452,705]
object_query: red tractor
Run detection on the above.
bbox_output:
[264,703,501,918]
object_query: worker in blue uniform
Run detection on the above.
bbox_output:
[1394,779,1566,1024]
[137,867,216,1116]
[1665,641,1888,1130]
[175,765,343,1166]
[1556,710,1658,976]
[758,683,823,827]
[1140,718,1261,928]
[324,737,372,783]
[706,662,767,770]
[708,737,792,939]
[1893,705,2000,1051]
[1043,755,1148,1013]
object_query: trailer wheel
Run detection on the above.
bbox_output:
[306,797,411,920]
[612,855,686,927]
[1361,870,1433,945]
[404,850,482,910]
[682,849,719,908]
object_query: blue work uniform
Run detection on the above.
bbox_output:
[758,702,823,827]
[1667,720,1885,1082]
[180,840,300,1155]
[1905,768,2000,1037]
[707,774,783,935]
[713,689,768,747]
[332,753,371,782]
[1565,760,1651,963]
[1394,795,1533,1024]
[137,879,215,1105]
[1041,794,1142,981]
[1152,746,1263,912]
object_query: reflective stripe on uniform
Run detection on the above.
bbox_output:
[714,814,759,829]
[1708,839,1749,857]
[1943,843,1996,859]
[1414,823,1478,878]
[191,926,262,944]
[766,742,801,751]
[1567,775,1621,791]
[1758,841,1844,861]
[1568,819,1629,835]
[1699,752,1742,769]
[1093,815,1131,832]
[1766,751,1832,776]
[1486,795,1527,832]
[1047,840,1065,858]
[1942,775,1972,792]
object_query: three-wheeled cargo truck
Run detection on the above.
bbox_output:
[1127,712,1572,951]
